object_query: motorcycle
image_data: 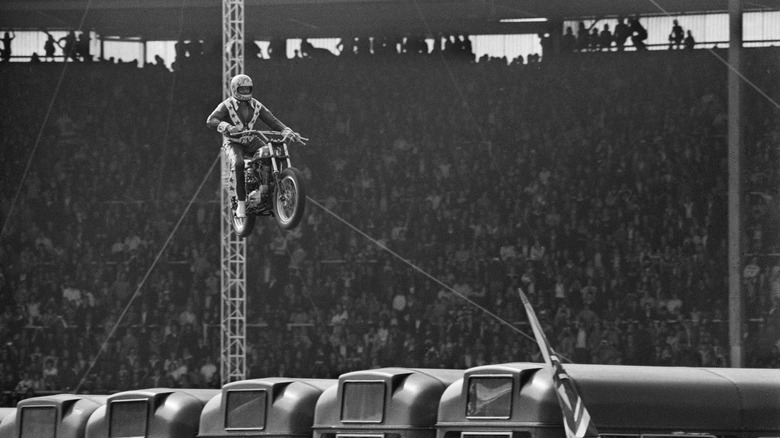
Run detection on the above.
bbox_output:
[226,130,308,237]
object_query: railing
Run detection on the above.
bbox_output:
[3,41,780,65]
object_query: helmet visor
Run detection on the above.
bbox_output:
[237,86,252,95]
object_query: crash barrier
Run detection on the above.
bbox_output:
[437,362,780,437]
[84,388,218,438]
[0,394,106,438]
[5,363,780,437]
[314,368,465,438]
[199,378,337,438]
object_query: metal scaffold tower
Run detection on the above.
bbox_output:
[220,0,247,384]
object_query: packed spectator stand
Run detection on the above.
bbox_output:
[1,41,779,407]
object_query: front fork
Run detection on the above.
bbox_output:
[269,142,292,197]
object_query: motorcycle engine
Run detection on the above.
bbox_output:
[245,165,259,190]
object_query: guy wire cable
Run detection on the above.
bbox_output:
[646,0,779,110]
[307,195,539,346]
[74,152,221,393]
[155,0,192,202]
[1,0,94,238]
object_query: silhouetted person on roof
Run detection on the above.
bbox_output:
[76,32,91,62]
[59,31,77,61]
[356,37,370,56]
[458,35,474,61]
[1,31,16,62]
[300,39,314,57]
[561,26,576,53]
[43,32,58,61]
[669,19,684,49]
[247,39,262,60]
[576,22,589,51]
[599,24,613,51]
[268,38,286,59]
[629,16,648,51]
[614,17,630,51]
[684,30,695,50]
[539,33,552,60]
[589,27,600,51]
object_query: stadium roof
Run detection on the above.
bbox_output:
[2,0,779,40]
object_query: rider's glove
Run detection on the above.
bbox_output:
[218,122,242,135]
[281,127,302,143]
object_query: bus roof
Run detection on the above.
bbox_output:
[86,387,219,438]
[199,378,337,438]
[315,367,464,430]
[567,364,780,431]
[438,363,780,433]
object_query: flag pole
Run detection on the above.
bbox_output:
[519,288,600,438]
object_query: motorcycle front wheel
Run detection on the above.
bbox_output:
[273,167,305,230]
[232,211,256,238]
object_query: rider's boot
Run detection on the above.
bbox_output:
[236,200,246,218]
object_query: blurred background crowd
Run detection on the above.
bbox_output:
[1,43,779,407]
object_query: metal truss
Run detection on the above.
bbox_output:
[220,0,246,385]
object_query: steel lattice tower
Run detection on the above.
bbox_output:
[220,0,247,384]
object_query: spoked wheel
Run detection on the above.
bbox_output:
[232,211,256,238]
[273,167,306,230]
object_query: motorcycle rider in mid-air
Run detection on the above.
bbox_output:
[206,74,304,218]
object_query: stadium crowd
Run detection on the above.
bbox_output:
[1,45,779,406]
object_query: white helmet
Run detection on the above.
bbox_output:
[230,74,253,101]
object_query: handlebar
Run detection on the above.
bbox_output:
[228,129,309,145]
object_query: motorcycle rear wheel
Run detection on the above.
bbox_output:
[232,213,256,238]
[273,167,305,230]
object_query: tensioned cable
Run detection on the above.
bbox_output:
[405,0,779,364]
[408,0,555,236]
[291,0,568,359]
[410,0,488,143]
[1,0,94,238]
[155,0,190,202]
[407,0,562,348]
[646,0,780,110]
[73,152,221,393]
[74,0,189,390]
[306,196,539,346]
